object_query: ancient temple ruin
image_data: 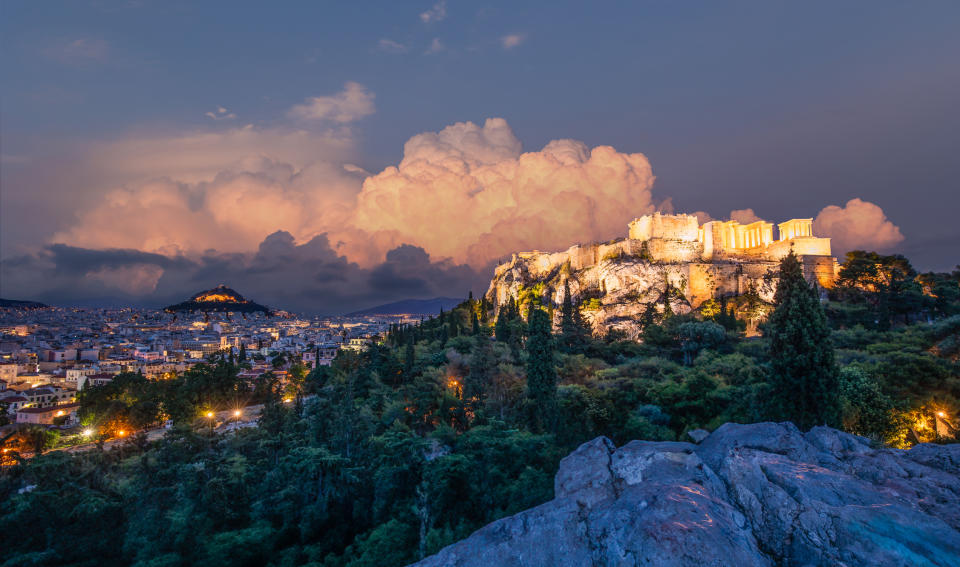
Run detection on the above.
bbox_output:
[488,213,838,320]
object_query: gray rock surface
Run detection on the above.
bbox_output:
[411,423,960,567]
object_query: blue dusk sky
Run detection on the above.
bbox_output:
[1,1,958,312]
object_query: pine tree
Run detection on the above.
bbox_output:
[766,251,840,430]
[559,279,591,354]
[238,344,247,362]
[525,307,557,432]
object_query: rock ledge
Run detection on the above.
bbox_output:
[412,423,960,566]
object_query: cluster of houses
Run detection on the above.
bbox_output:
[0,307,414,428]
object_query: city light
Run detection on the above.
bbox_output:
[118,430,127,437]
[82,428,94,437]
[233,409,241,417]
[937,411,946,418]
[205,411,215,418]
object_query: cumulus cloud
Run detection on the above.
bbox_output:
[691,211,713,224]
[205,106,236,120]
[348,118,657,266]
[729,208,761,224]
[814,198,904,254]
[500,34,526,49]
[22,115,659,308]
[425,38,445,54]
[420,1,447,23]
[378,38,407,53]
[288,82,375,123]
[52,158,365,256]
[50,117,657,268]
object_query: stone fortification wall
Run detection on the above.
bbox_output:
[487,212,839,338]
[628,212,699,242]
[765,237,832,261]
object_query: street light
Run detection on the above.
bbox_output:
[205,411,215,419]
[937,411,946,418]
[82,428,94,437]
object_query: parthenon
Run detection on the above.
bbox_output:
[626,213,833,262]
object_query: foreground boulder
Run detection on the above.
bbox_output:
[411,423,960,566]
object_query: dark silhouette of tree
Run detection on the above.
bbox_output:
[558,280,591,354]
[766,251,840,430]
[525,307,557,432]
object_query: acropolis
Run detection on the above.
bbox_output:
[486,212,839,336]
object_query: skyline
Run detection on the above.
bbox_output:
[2,1,958,313]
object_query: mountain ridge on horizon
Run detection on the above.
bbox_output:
[344,296,464,317]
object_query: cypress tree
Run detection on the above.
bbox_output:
[766,251,840,430]
[525,307,557,432]
[403,336,416,379]
[471,311,481,335]
[495,303,511,342]
[559,279,591,354]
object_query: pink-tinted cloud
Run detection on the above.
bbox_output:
[691,211,713,224]
[729,208,761,224]
[288,82,375,123]
[348,118,657,266]
[500,34,526,49]
[51,117,657,271]
[420,0,447,24]
[814,198,904,253]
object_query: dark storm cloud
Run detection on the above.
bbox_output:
[0,234,486,314]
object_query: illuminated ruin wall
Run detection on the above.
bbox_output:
[489,212,838,313]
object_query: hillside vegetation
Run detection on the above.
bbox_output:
[1,251,958,566]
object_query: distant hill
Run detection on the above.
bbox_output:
[163,285,272,314]
[346,297,464,317]
[0,298,49,309]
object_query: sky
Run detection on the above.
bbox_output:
[1,1,958,313]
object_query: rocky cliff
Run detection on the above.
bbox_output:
[412,422,960,566]
[485,241,780,339]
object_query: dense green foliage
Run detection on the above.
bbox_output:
[2,254,958,566]
[766,252,840,429]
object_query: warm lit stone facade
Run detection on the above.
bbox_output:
[487,213,838,337]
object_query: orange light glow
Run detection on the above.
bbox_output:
[937,411,946,418]
[118,430,126,437]
[205,411,215,418]
[194,293,247,303]
[233,409,241,417]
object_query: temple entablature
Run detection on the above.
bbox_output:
[626,213,832,261]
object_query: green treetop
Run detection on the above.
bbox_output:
[766,251,840,430]
[525,306,557,432]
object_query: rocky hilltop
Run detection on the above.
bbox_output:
[485,213,838,338]
[412,422,960,566]
[163,284,271,314]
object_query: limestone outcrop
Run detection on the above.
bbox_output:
[485,213,838,338]
[411,423,960,567]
